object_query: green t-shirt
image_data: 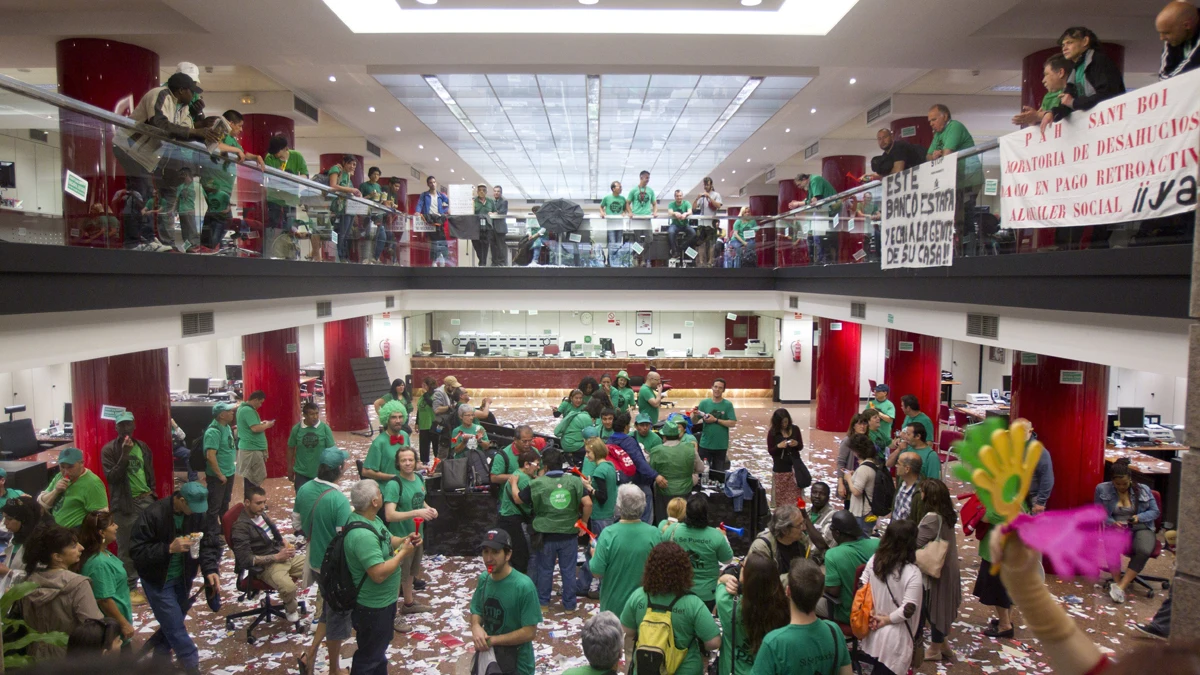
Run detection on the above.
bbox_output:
[808,175,837,201]
[1041,90,1064,112]
[417,396,435,431]
[650,441,698,497]
[867,398,896,439]
[127,445,151,497]
[822,537,880,623]
[751,621,851,675]
[612,386,636,412]
[166,514,185,581]
[1,488,27,504]
[81,551,132,639]
[364,432,409,486]
[588,461,619,522]
[600,194,626,216]
[635,430,663,455]
[590,520,661,614]
[327,164,353,214]
[500,470,533,518]
[902,412,935,446]
[294,480,351,570]
[360,181,384,200]
[450,424,488,458]
[929,119,975,154]
[637,386,659,424]
[236,405,268,451]
[556,413,595,454]
[733,219,757,241]
[868,427,891,454]
[620,589,720,675]
[911,445,941,480]
[264,150,309,176]
[474,197,495,216]
[48,469,108,529]
[175,182,197,214]
[557,400,583,417]
[203,421,235,477]
[627,187,656,216]
[529,472,585,534]
[287,422,336,479]
[666,524,734,603]
[668,200,692,226]
[563,668,613,675]
[470,570,543,675]
[345,513,401,608]
[715,585,755,675]
[697,398,736,450]
[382,474,426,537]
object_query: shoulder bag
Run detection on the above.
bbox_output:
[915,513,948,578]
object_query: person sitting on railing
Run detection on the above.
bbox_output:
[863,128,925,182]
[1158,1,1200,79]
[667,189,694,265]
[261,135,312,259]
[1052,27,1126,118]
[1012,55,1074,133]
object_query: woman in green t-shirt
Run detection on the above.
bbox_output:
[610,371,636,413]
[667,495,734,609]
[729,210,758,268]
[715,552,789,675]
[554,389,585,418]
[450,404,490,459]
[78,510,135,644]
[579,438,619,599]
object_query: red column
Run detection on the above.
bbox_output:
[320,154,365,188]
[1011,353,1110,510]
[883,330,942,444]
[821,155,866,264]
[57,38,160,248]
[814,318,862,432]
[240,114,295,159]
[71,349,173,498]
[242,328,302,479]
[748,195,778,267]
[324,317,369,431]
[889,117,933,154]
[406,193,430,267]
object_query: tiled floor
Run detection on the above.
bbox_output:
[147,397,1172,675]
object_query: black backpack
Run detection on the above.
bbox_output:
[188,436,208,473]
[487,448,514,498]
[863,459,895,518]
[319,521,375,613]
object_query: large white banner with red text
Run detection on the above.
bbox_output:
[999,68,1200,229]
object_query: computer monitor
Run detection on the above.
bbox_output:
[225,364,243,381]
[563,341,575,353]
[476,347,489,356]
[1002,375,1012,391]
[429,339,444,354]
[599,338,615,353]
[63,402,72,425]
[188,378,209,395]
[1118,406,1145,429]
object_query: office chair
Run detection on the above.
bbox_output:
[1130,490,1172,598]
[938,429,963,465]
[939,404,951,426]
[868,379,877,393]
[952,410,969,430]
[221,503,305,643]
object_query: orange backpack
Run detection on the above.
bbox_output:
[850,580,874,639]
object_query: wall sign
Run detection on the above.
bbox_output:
[1021,352,1038,366]
[100,405,126,421]
[64,170,89,202]
[1059,370,1084,385]
[887,313,894,324]
[726,313,738,321]
[898,341,914,352]
[635,311,653,334]
[287,343,298,354]
[830,322,843,331]
[450,318,461,326]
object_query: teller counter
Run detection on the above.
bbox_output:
[411,356,774,397]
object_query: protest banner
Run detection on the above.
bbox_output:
[881,152,958,269]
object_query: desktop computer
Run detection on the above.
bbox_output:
[225,364,243,382]
[188,378,209,396]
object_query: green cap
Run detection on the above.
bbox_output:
[581,426,600,440]
[635,413,652,425]
[667,412,687,426]
[57,446,85,465]
[212,402,237,417]
[179,481,208,513]
[661,423,681,438]
[0,467,7,478]
[379,400,407,421]
[320,447,349,469]
[616,370,629,382]
[114,412,134,424]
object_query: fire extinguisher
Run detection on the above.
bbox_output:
[791,340,803,363]
[381,339,391,362]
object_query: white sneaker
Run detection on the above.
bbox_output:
[1109,584,1126,604]
[286,610,300,623]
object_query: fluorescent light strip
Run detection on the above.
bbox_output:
[587,75,600,199]
[423,75,530,199]
[661,77,761,195]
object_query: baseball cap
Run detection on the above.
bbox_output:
[175,61,201,84]
[0,467,7,478]
[667,412,687,426]
[480,529,511,550]
[581,426,600,440]
[320,448,349,469]
[635,413,652,425]
[179,481,209,513]
[874,383,890,393]
[830,510,864,538]
[661,423,681,438]
[57,446,84,465]
[443,376,461,389]
[115,411,134,424]
[212,402,237,417]
[166,71,202,95]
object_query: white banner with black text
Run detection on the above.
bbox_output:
[880,152,958,269]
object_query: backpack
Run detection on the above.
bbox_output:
[634,594,693,675]
[318,521,375,613]
[863,459,895,518]
[188,436,208,473]
[850,579,875,639]
[605,443,637,478]
[467,447,493,488]
[487,449,514,498]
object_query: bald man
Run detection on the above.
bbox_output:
[1158,1,1200,78]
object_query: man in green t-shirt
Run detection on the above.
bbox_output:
[382,446,436,631]
[886,423,941,481]
[899,394,936,446]
[199,109,264,250]
[637,371,664,424]
[38,446,109,530]
[625,170,657,266]
[787,173,837,210]
[633,413,663,455]
[752,558,852,675]
[286,401,335,493]
[471,183,501,266]
[667,189,694,263]
[263,135,311,259]
[650,424,701,524]
[204,402,238,526]
[470,529,543,675]
[816,511,880,624]
[589,484,662,614]
[867,383,896,439]
[175,166,203,252]
[236,390,274,493]
[100,411,157,602]
[514,448,592,610]
[692,378,738,471]
[0,468,27,505]
[500,449,542,576]
[598,180,627,268]
[344,480,420,656]
[362,402,410,488]
[326,154,362,261]
[927,103,982,250]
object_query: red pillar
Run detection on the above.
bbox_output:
[822,155,866,264]
[56,38,160,248]
[242,328,302,479]
[71,350,173,498]
[324,317,369,431]
[1011,353,1110,510]
[814,318,862,432]
[883,330,942,444]
[240,114,295,159]
[889,117,933,154]
[406,193,430,267]
[748,195,778,267]
[320,154,365,189]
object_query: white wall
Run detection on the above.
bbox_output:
[368,314,410,384]
[860,325,886,399]
[775,314,813,402]
[1107,368,1188,425]
[940,339,982,403]
[0,129,62,216]
[0,363,72,429]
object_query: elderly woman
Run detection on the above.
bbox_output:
[563,611,624,675]
[1095,457,1160,604]
[721,503,809,588]
[449,404,490,459]
[590,485,663,615]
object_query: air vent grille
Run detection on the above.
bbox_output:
[738,186,747,198]
[410,167,422,180]
[765,167,776,182]
[966,313,999,339]
[803,142,820,160]
[385,295,395,309]
[866,98,893,124]
[181,311,214,337]
[28,129,49,143]
[366,141,381,157]
[788,296,799,309]
[850,302,866,319]
[316,301,332,318]
[293,96,319,123]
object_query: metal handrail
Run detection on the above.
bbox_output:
[0,73,399,214]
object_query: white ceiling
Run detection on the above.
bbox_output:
[393,0,787,8]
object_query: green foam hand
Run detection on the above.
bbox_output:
[951,417,1043,523]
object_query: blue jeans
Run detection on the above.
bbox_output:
[729,238,755,268]
[142,577,199,670]
[537,535,578,609]
[578,518,613,592]
[336,214,355,260]
[607,230,625,267]
[351,603,396,675]
[669,223,695,258]
[372,219,391,260]
[430,238,450,265]
[638,484,655,524]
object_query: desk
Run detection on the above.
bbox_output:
[0,460,51,496]
[301,364,325,380]
[299,377,318,404]
[952,403,1010,422]
[940,380,961,408]
[35,435,73,452]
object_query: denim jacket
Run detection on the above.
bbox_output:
[1094,481,1158,527]
[416,191,449,221]
[723,467,751,512]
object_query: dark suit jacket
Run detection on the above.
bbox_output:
[230,509,284,575]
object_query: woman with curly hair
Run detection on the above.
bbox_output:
[19,525,104,661]
[715,552,789,675]
[79,510,135,647]
[620,541,721,675]
[0,495,44,594]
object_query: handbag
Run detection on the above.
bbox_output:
[849,580,874,639]
[441,456,470,491]
[790,450,812,490]
[915,514,948,578]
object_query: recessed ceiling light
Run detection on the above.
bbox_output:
[810,108,817,114]
[416,0,437,4]
[450,168,455,173]
[732,170,737,174]
[418,144,424,149]
[721,178,725,182]
[849,77,857,84]
[434,157,439,161]
[746,158,752,162]
[762,146,767,150]
[368,106,376,113]
[579,0,599,4]
[395,126,401,132]
[741,0,762,5]
[328,75,337,82]
[785,128,791,133]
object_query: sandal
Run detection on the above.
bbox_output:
[296,653,311,675]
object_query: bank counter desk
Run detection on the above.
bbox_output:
[409,469,770,558]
